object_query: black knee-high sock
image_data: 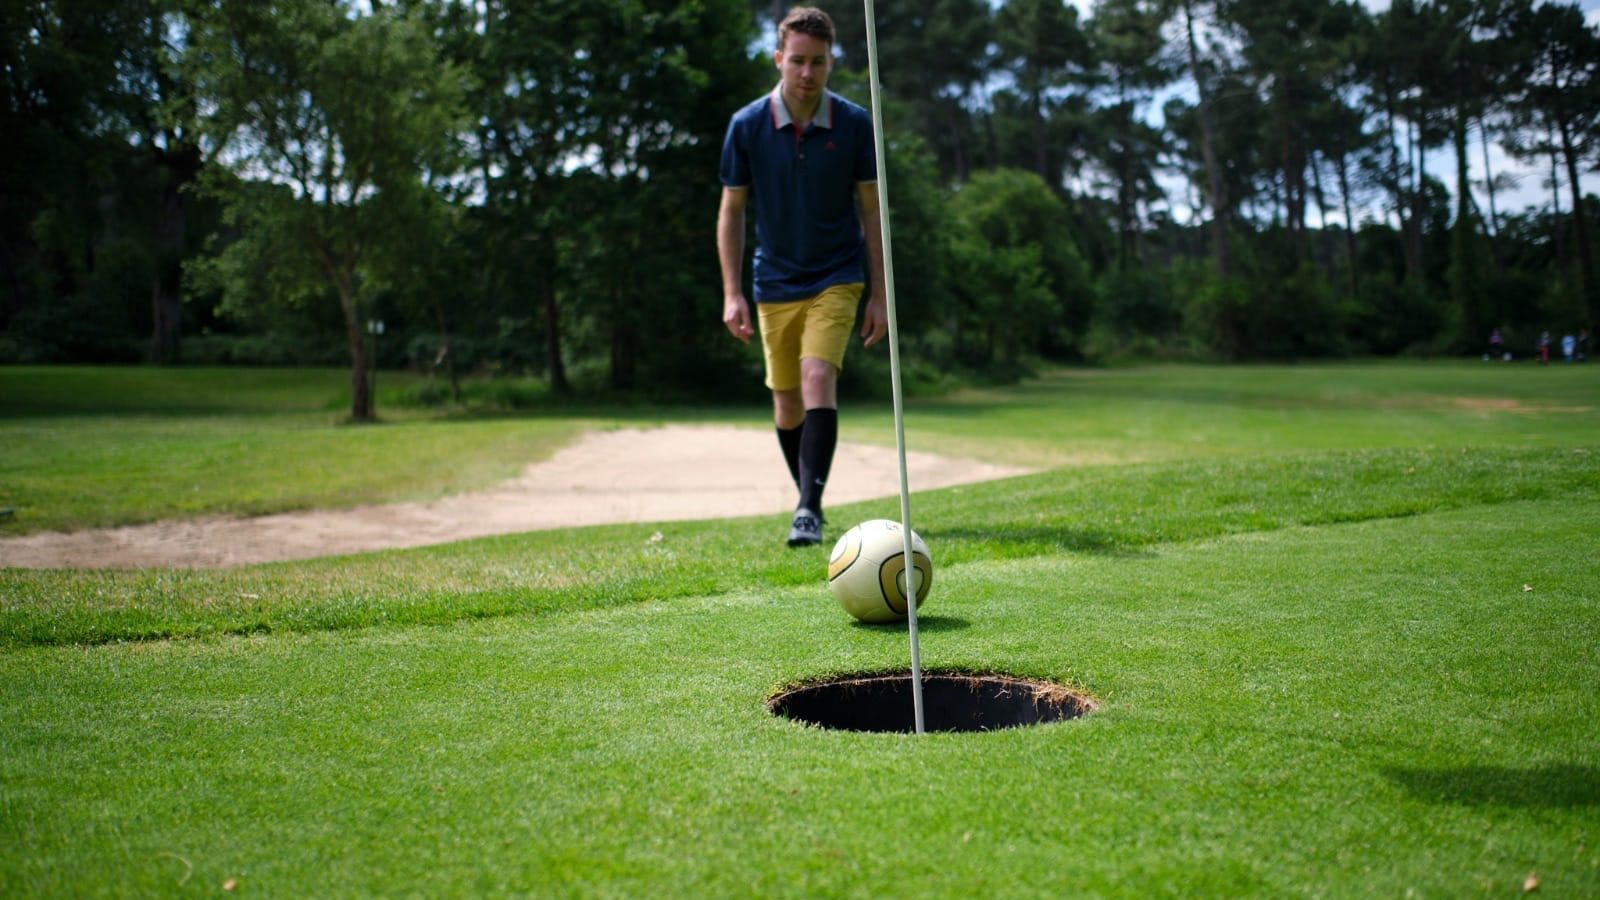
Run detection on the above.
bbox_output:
[776,423,803,490]
[797,407,837,514]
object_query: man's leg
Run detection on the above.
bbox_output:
[774,396,803,490]
[774,360,837,543]
[786,285,859,546]
[762,284,859,547]
[795,357,839,518]
[772,386,823,547]
[758,297,807,501]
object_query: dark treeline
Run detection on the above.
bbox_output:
[2,0,1596,417]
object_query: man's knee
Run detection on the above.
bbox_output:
[799,358,838,409]
[773,388,805,428]
[801,358,836,388]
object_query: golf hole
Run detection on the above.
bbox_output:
[768,671,1097,733]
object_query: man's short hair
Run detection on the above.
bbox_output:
[778,7,835,50]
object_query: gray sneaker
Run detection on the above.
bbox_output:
[787,508,822,547]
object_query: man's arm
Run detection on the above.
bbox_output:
[718,186,753,344]
[855,181,888,348]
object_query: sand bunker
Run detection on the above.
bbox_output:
[0,425,1032,569]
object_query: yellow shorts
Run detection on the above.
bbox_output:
[757,283,863,391]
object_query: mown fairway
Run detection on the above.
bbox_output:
[2,362,1597,897]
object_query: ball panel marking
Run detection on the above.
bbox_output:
[827,529,863,582]
[827,519,935,623]
[877,551,933,614]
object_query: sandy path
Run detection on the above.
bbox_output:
[0,425,1032,569]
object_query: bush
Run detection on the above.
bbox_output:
[392,375,552,410]
[1176,264,1251,360]
[2,284,144,364]
[839,347,959,400]
[1096,265,1180,340]
[182,332,346,366]
[1346,276,1446,356]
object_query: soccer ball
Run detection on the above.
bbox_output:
[827,519,933,623]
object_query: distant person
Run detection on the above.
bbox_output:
[1577,328,1589,362]
[1487,328,1502,361]
[1561,332,1576,363]
[1538,331,1551,365]
[717,6,888,547]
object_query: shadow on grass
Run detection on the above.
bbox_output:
[928,526,1155,558]
[849,614,971,633]
[1383,764,1600,807]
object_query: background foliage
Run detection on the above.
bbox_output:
[2,0,1598,416]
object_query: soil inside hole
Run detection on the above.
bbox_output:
[768,671,1097,733]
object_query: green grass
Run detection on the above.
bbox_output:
[0,366,640,532]
[2,362,1598,896]
[4,361,1594,534]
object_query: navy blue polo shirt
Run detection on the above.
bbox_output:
[719,86,877,302]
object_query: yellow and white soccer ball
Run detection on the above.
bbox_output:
[827,519,933,623]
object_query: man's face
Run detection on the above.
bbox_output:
[774,31,832,104]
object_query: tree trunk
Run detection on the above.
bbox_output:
[1383,83,1420,280]
[1548,125,1567,281]
[609,320,636,390]
[1450,105,1482,345]
[1277,76,1306,265]
[948,99,971,184]
[0,235,23,331]
[149,283,182,364]
[149,170,187,364]
[1183,0,1230,277]
[1336,150,1359,299]
[145,3,201,366]
[1559,119,1598,329]
[1477,117,1504,272]
[1031,86,1049,185]
[1115,92,1138,271]
[336,270,372,421]
[1309,153,1334,280]
[539,244,569,393]
[1409,121,1428,279]
[433,303,461,403]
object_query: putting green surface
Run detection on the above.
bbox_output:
[2,500,1595,895]
[2,363,1597,896]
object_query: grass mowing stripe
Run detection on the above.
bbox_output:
[2,500,1594,896]
[5,362,1596,534]
[3,444,1594,648]
[871,361,1600,467]
[0,366,355,417]
[0,416,593,532]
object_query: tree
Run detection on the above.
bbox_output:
[1503,0,1600,330]
[949,168,1092,366]
[187,0,466,420]
[993,0,1090,188]
[1435,0,1505,346]
[1363,0,1439,282]
[1176,0,1235,276]
[831,0,994,180]
[1,0,196,362]
[113,2,206,364]
[1308,2,1377,300]
[1086,0,1175,272]
[569,0,767,390]
[1223,0,1363,268]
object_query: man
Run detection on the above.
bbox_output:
[718,6,887,547]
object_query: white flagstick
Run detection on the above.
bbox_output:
[861,0,924,735]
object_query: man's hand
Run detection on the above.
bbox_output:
[724,293,754,344]
[860,293,887,348]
